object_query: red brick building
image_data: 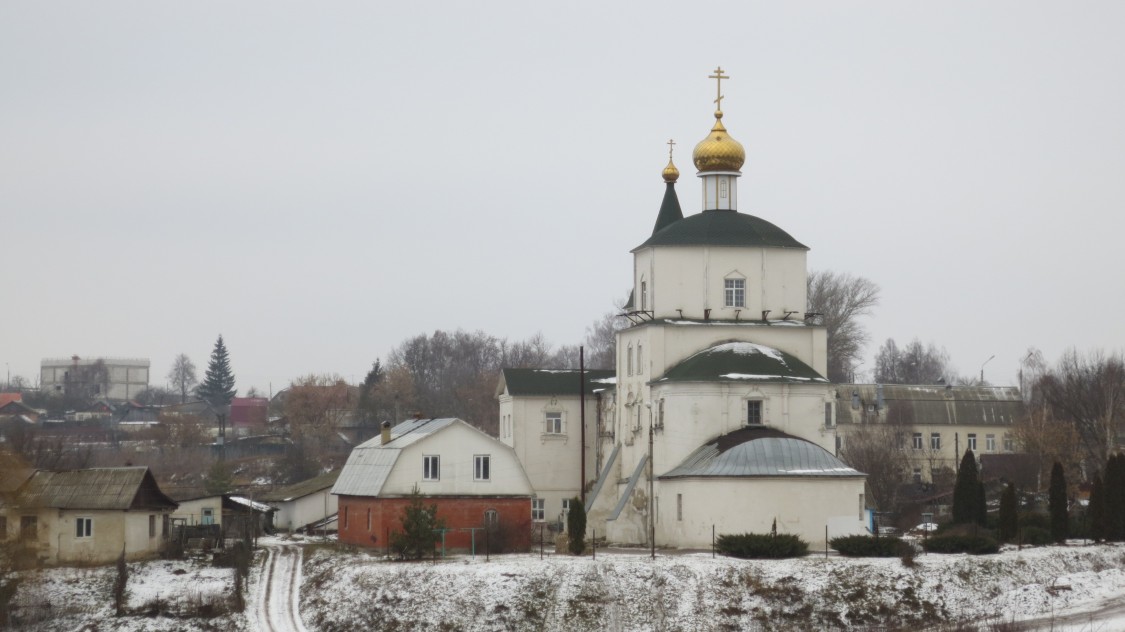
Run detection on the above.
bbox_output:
[333,417,534,553]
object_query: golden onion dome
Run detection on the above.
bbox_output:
[692,111,745,172]
[662,157,680,183]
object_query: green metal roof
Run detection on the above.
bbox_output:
[657,342,827,384]
[634,210,808,251]
[500,368,616,396]
[651,182,684,235]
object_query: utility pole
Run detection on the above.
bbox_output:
[580,346,586,506]
[649,409,655,559]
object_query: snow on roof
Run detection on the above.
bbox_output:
[228,496,274,513]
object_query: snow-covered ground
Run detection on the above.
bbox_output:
[6,537,1125,631]
[301,539,1125,631]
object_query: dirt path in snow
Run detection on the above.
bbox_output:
[253,544,308,632]
[1011,597,1125,631]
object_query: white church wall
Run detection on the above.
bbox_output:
[655,477,867,548]
[635,246,808,326]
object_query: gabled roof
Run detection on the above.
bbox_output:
[260,470,340,503]
[499,368,616,397]
[332,417,460,497]
[634,210,808,251]
[0,400,38,416]
[660,426,862,479]
[14,467,178,511]
[0,393,23,407]
[657,342,827,384]
[835,384,1026,426]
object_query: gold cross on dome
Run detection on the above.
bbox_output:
[709,66,729,111]
[667,138,676,159]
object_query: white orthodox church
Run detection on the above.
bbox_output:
[500,69,868,549]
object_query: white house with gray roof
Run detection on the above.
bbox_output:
[333,417,534,551]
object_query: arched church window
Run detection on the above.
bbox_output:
[627,344,634,376]
[640,280,648,311]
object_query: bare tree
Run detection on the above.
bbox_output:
[806,270,880,382]
[1012,403,1082,493]
[166,354,198,404]
[1037,349,1125,472]
[284,374,355,449]
[874,338,951,385]
[839,423,911,512]
[583,301,629,370]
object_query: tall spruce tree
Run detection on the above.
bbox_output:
[976,480,988,527]
[567,496,587,555]
[1049,461,1068,543]
[358,359,384,421]
[197,335,237,408]
[999,483,1018,542]
[1090,474,1107,542]
[953,449,980,524]
[1107,453,1125,541]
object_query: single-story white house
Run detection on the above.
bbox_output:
[3,467,178,564]
[261,470,339,533]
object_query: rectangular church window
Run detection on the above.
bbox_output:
[747,401,762,425]
[724,278,745,307]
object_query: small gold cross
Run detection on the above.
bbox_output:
[708,66,729,111]
[667,138,676,159]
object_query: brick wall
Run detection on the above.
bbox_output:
[337,495,532,553]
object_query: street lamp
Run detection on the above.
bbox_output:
[980,355,995,384]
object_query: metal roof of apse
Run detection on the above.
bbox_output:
[500,369,617,396]
[657,342,827,384]
[634,210,807,251]
[660,426,862,479]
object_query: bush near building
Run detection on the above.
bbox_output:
[829,535,912,557]
[921,533,999,555]
[716,533,808,559]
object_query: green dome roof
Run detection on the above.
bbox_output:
[634,210,807,251]
[658,341,827,384]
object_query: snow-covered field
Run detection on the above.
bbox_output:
[7,537,1125,631]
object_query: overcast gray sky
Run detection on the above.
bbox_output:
[2,1,1123,393]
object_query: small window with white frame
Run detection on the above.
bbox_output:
[75,517,92,538]
[1004,434,1014,452]
[967,433,977,451]
[912,433,923,450]
[532,498,545,521]
[545,412,563,434]
[474,455,491,481]
[930,433,941,450]
[423,455,440,481]
[986,434,995,452]
[724,277,745,308]
[562,498,571,516]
